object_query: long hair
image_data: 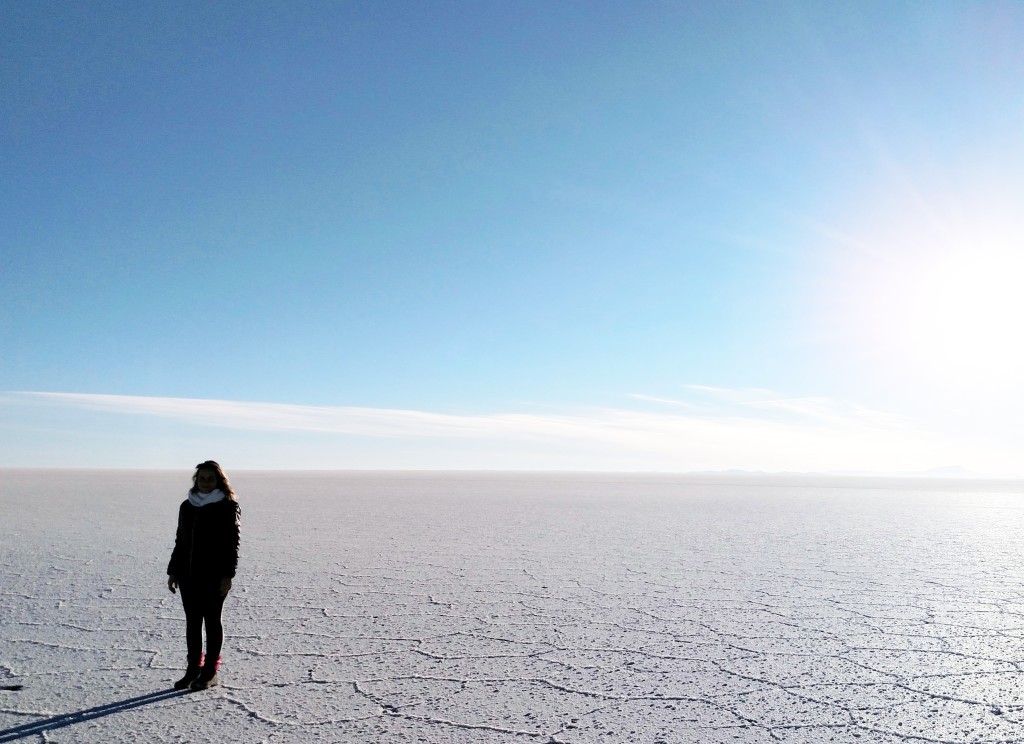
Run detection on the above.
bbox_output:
[191,460,237,502]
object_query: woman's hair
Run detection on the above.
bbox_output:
[191,460,237,501]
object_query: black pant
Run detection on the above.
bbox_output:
[179,577,227,665]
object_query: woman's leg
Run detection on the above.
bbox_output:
[202,586,227,663]
[189,579,228,689]
[175,580,206,688]
[178,581,204,664]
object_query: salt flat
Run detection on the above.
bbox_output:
[3,470,1024,743]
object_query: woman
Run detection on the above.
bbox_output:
[167,461,241,691]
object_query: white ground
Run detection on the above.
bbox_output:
[3,470,1024,743]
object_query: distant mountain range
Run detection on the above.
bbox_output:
[698,466,1013,479]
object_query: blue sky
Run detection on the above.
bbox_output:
[4,2,1024,472]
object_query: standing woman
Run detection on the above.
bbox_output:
[167,461,241,691]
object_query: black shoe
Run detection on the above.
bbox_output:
[189,671,219,691]
[173,665,201,690]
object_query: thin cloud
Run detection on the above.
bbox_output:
[626,393,695,409]
[742,396,906,429]
[3,389,1000,473]
[681,384,778,402]
[676,385,905,428]
[14,389,897,440]
[11,392,566,440]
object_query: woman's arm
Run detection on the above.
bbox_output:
[167,502,189,577]
[221,501,241,579]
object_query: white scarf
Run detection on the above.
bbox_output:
[188,488,226,507]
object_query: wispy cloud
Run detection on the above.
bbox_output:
[12,388,902,437]
[678,385,906,429]
[626,393,694,409]
[4,388,1004,473]
[9,392,580,440]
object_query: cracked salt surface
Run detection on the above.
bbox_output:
[3,471,1024,742]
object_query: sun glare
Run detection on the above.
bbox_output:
[830,192,1024,398]
[901,247,1024,381]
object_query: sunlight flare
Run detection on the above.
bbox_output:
[826,171,1024,398]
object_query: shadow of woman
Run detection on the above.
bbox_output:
[0,688,189,742]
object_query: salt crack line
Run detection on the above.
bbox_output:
[352,672,741,708]
[850,721,1024,744]
[8,638,162,661]
[221,695,381,728]
[384,709,553,740]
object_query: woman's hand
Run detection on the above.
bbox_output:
[167,575,178,594]
[219,577,232,597]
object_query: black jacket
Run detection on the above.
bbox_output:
[167,497,240,580]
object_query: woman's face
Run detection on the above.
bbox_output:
[195,469,218,494]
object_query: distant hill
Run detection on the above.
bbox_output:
[693,466,1007,479]
[825,465,1001,479]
